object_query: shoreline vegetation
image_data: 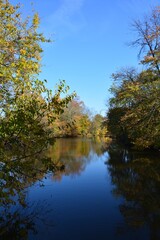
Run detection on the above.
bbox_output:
[0,0,110,152]
[0,1,160,237]
[107,7,160,150]
[0,0,159,154]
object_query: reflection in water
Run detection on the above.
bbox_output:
[107,146,160,240]
[2,138,159,239]
[1,201,54,240]
[0,138,106,238]
[0,140,60,239]
[48,138,106,181]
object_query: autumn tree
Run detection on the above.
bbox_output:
[0,0,75,148]
[52,97,108,138]
[52,97,91,137]
[90,114,106,137]
[131,7,160,73]
[107,7,160,149]
[0,1,76,228]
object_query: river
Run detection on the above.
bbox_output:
[1,138,160,239]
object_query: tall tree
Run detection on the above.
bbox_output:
[0,0,75,147]
[131,6,160,73]
[107,7,160,149]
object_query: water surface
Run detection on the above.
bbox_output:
[1,138,160,240]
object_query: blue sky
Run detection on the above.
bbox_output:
[12,0,160,115]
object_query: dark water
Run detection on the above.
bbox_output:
[1,138,160,240]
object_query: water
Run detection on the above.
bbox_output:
[1,138,160,239]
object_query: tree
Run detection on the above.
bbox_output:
[107,7,160,149]
[131,7,160,73]
[52,97,91,137]
[90,114,106,137]
[0,2,77,237]
[107,107,129,144]
[0,0,75,147]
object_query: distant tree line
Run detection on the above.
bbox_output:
[107,7,160,149]
[52,97,107,138]
[0,0,107,153]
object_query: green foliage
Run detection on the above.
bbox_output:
[107,7,160,149]
[107,107,129,145]
[52,98,107,138]
[90,114,107,137]
[0,0,75,147]
[52,97,91,137]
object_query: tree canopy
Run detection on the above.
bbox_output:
[107,6,160,149]
[52,97,107,138]
[0,0,75,149]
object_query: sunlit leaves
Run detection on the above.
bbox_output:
[107,7,160,149]
[0,0,75,147]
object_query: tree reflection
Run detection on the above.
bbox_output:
[48,138,106,181]
[0,138,106,238]
[0,141,59,238]
[107,146,160,240]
